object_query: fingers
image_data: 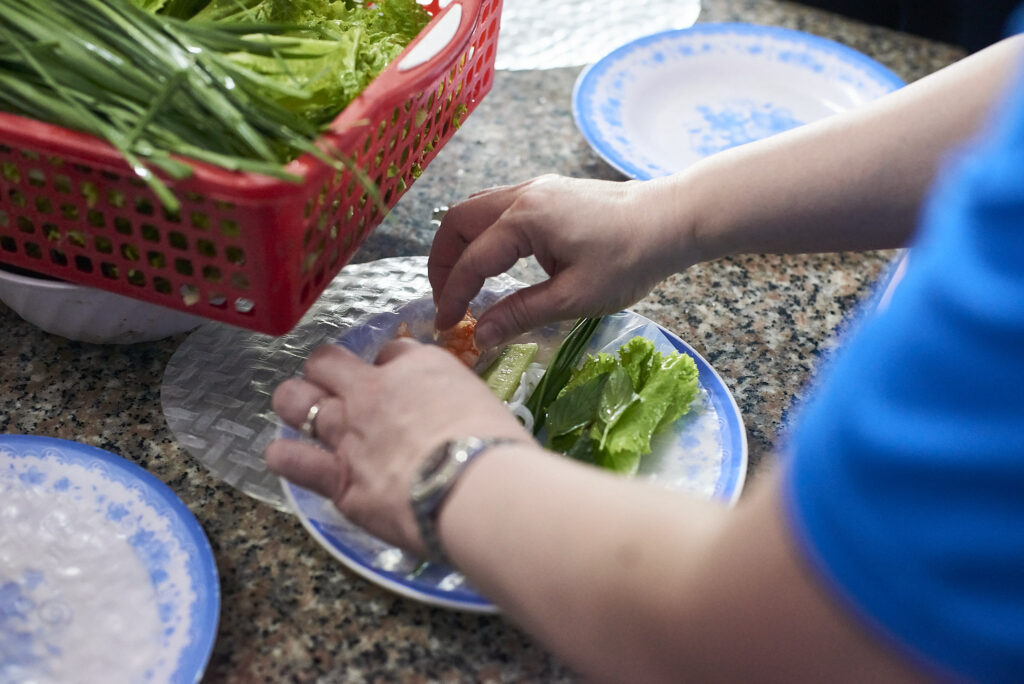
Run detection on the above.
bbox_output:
[434,216,531,331]
[271,377,346,446]
[374,336,421,365]
[429,186,516,295]
[474,279,574,347]
[272,377,329,430]
[274,342,427,447]
[302,344,369,397]
[428,179,543,311]
[265,438,346,500]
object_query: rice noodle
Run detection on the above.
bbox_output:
[510,403,535,434]
[505,362,546,432]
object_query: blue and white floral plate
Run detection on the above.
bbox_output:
[280,291,747,613]
[0,435,219,683]
[572,22,905,179]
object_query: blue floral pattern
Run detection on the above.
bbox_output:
[0,436,218,683]
[573,23,904,179]
[688,100,804,156]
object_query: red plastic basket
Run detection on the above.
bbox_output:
[0,0,501,335]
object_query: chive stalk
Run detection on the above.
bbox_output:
[524,316,604,435]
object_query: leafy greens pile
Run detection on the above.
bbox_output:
[0,0,431,208]
[144,0,430,125]
[545,337,700,475]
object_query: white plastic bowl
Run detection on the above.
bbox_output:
[0,266,202,344]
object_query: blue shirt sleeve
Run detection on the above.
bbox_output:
[784,28,1024,683]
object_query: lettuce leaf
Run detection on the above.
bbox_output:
[545,336,699,475]
[131,0,431,125]
[601,349,699,472]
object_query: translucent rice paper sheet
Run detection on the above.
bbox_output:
[496,0,701,70]
[161,257,516,511]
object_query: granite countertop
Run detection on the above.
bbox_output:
[0,1,966,681]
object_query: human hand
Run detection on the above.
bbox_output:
[265,339,532,556]
[429,175,693,347]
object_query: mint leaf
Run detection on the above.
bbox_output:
[546,372,610,440]
[564,433,597,465]
[560,352,616,396]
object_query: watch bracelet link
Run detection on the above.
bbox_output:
[411,436,522,566]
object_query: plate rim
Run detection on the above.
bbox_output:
[656,323,748,505]
[281,481,500,614]
[280,306,748,612]
[0,434,221,683]
[572,21,906,180]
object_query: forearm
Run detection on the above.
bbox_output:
[439,447,917,682]
[659,35,1024,262]
[439,443,726,682]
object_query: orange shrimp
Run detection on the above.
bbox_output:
[435,309,481,367]
[393,309,481,367]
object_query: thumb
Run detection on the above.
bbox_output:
[475,280,575,348]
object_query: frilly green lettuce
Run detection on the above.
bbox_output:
[131,0,431,124]
[546,336,699,475]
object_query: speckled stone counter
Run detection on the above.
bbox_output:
[0,2,966,681]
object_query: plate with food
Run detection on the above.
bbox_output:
[279,285,747,612]
[0,435,219,683]
[572,22,904,179]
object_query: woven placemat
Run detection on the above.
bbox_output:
[497,0,701,70]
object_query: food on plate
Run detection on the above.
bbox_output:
[391,306,699,474]
[544,337,699,475]
[479,315,700,475]
[435,309,483,367]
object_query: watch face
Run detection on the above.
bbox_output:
[410,441,456,503]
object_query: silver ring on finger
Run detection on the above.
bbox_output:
[299,399,327,442]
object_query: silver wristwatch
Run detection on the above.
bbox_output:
[410,436,519,566]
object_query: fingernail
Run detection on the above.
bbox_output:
[475,321,501,348]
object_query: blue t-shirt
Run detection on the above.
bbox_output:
[785,21,1024,684]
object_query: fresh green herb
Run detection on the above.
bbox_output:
[524,316,604,435]
[182,0,429,125]
[0,0,430,209]
[545,336,699,475]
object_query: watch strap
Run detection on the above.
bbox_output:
[411,436,520,566]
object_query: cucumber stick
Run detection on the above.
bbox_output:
[481,343,538,401]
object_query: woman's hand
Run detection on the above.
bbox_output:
[429,175,694,347]
[265,338,532,556]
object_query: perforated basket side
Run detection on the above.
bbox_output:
[0,0,502,335]
[281,0,503,334]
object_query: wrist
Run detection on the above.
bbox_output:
[639,173,711,271]
[665,155,746,265]
[434,439,538,567]
[410,436,528,566]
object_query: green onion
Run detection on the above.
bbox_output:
[525,316,605,435]
[0,0,428,210]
